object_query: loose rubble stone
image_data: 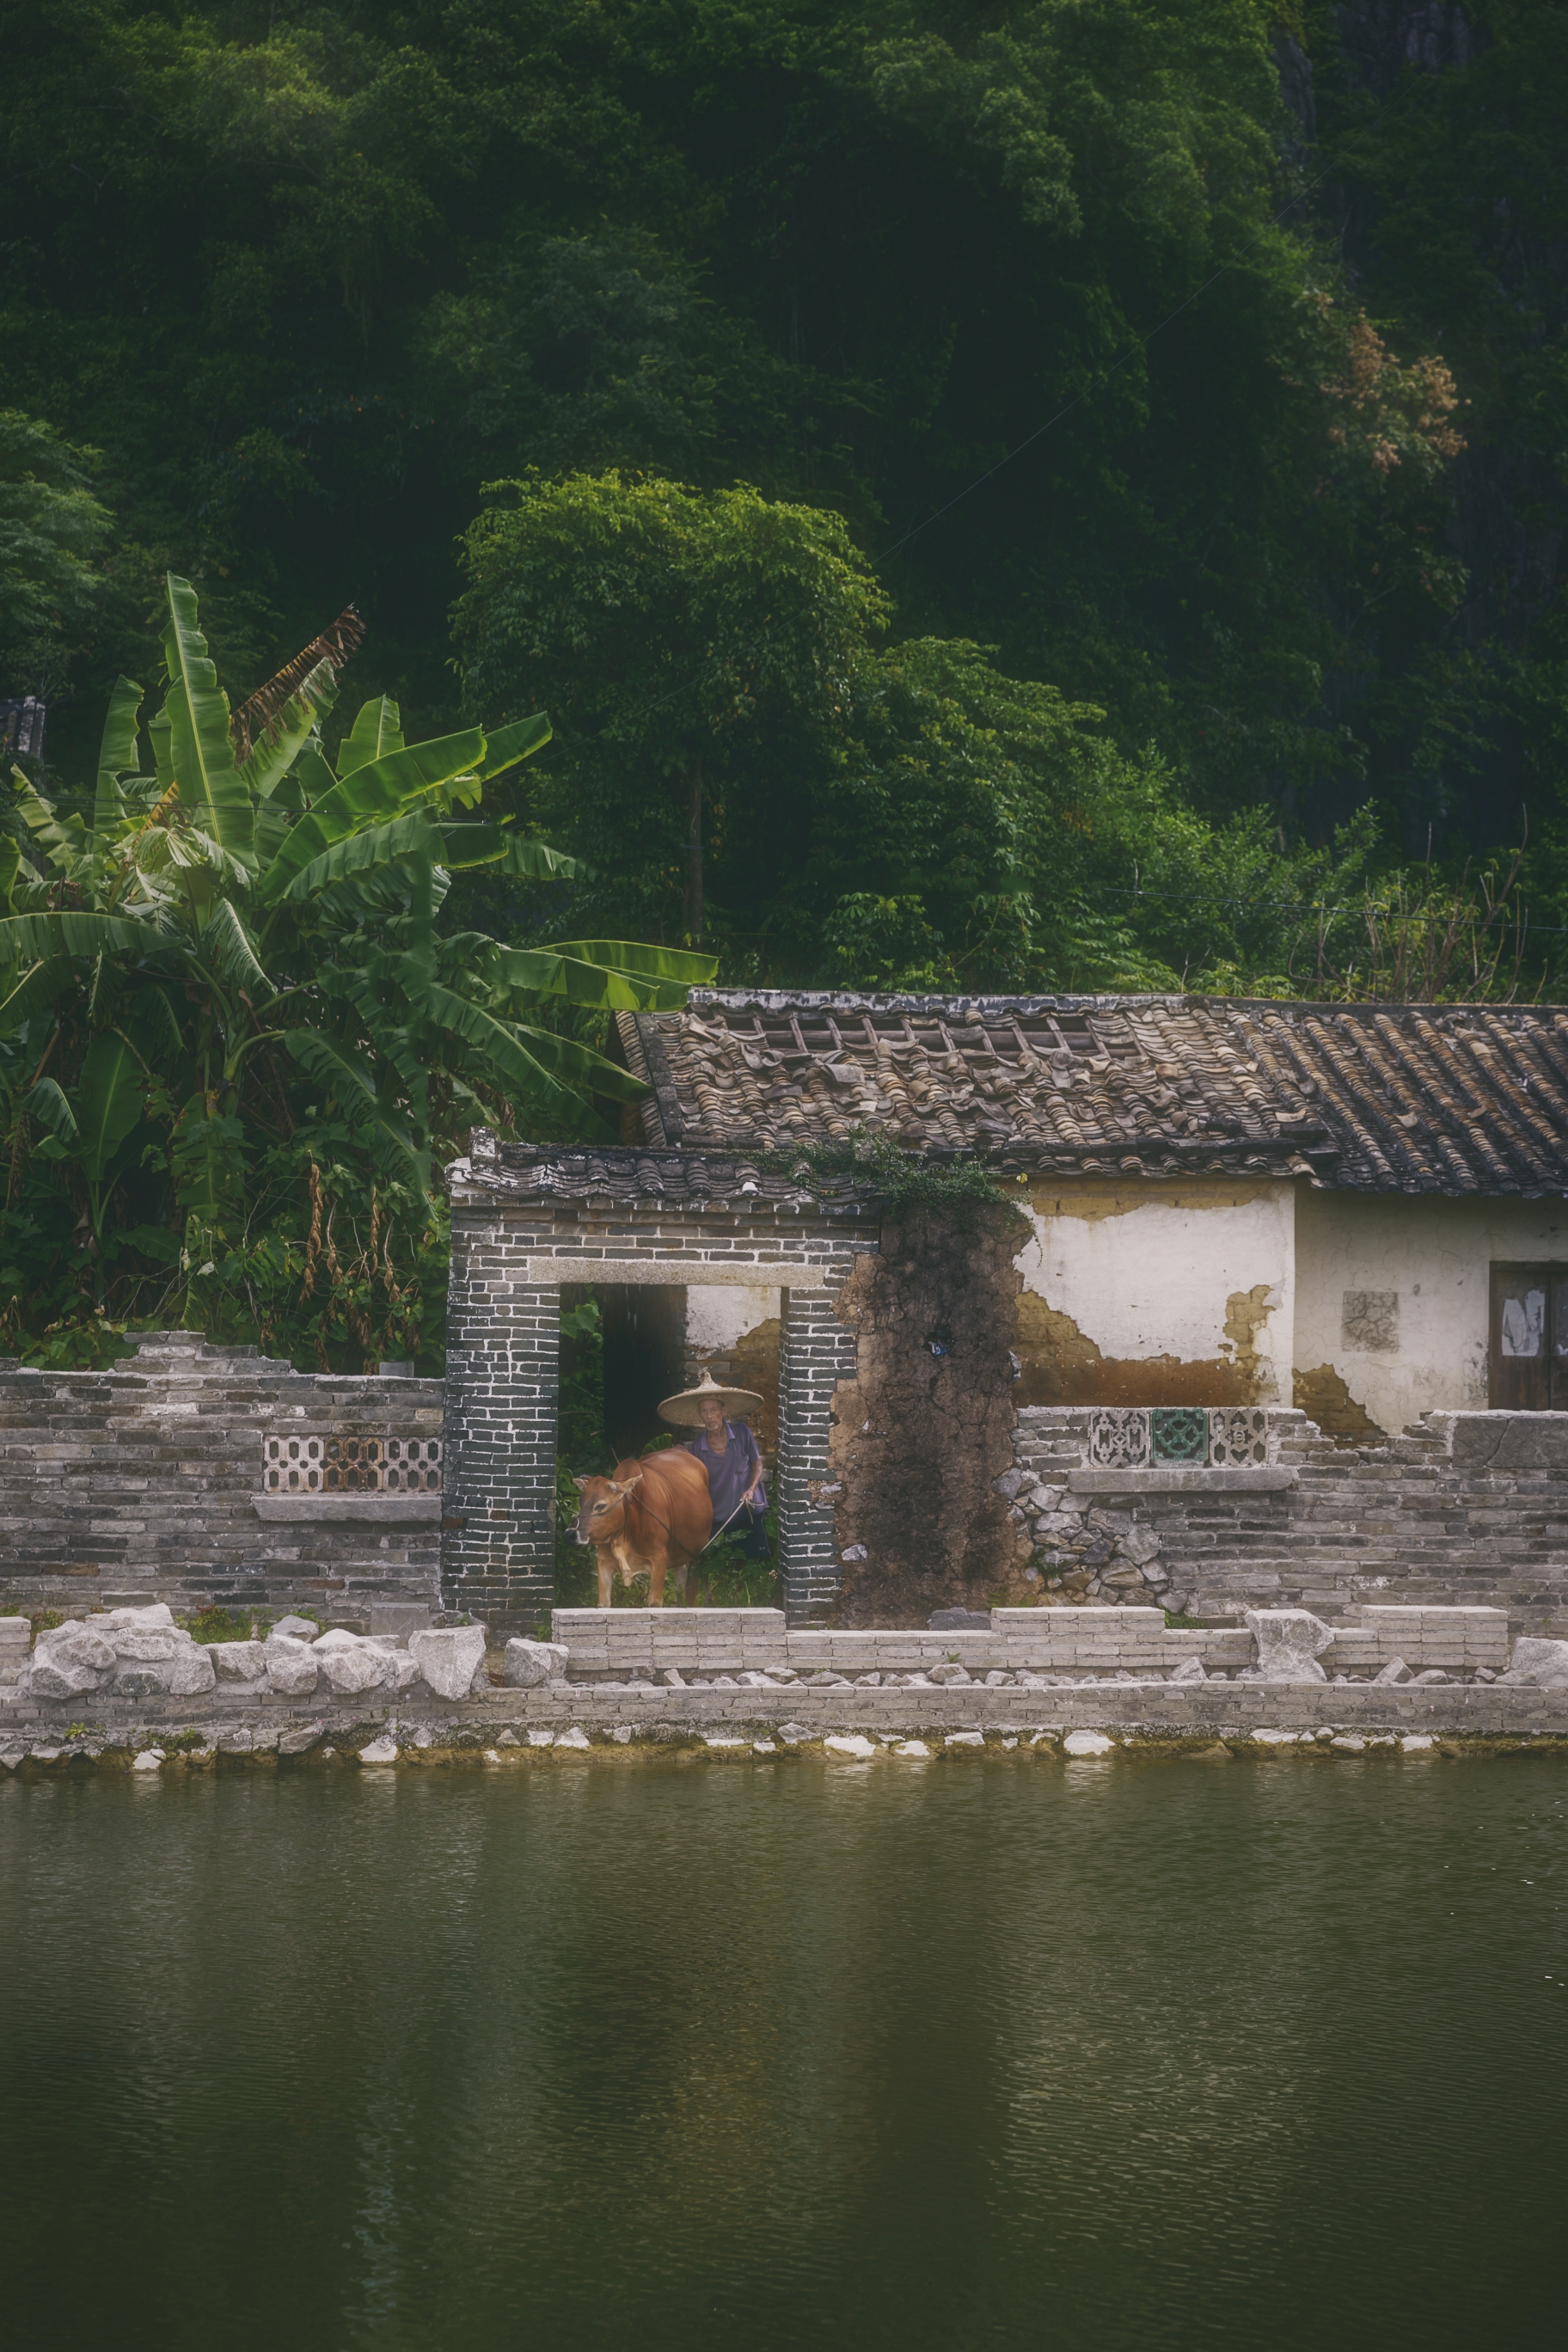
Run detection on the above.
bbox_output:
[1373,1658,1413,1685]
[1063,1729,1115,1757]
[408,1625,487,1700]
[211,1641,268,1684]
[1170,1657,1207,1683]
[278,1724,324,1755]
[504,1638,568,1689]
[1506,1636,1568,1689]
[1331,1735,1367,1752]
[894,1739,932,1758]
[752,1740,777,1755]
[928,1663,971,1686]
[824,1734,877,1759]
[776,1723,811,1745]
[983,1669,1013,1687]
[270,1614,320,1641]
[132,1749,165,1772]
[703,1733,745,1749]
[1401,1734,1435,1752]
[854,1672,883,1688]
[1253,1728,1302,1746]
[555,1726,590,1749]
[944,1730,985,1751]
[658,1667,686,1688]
[263,1635,320,1696]
[313,1637,394,1698]
[165,1643,217,1697]
[527,1730,555,1748]
[35,1622,118,1676]
[610,1725,635,1744]
[1412,1669,1450,1686]
[358,1736,399,1765]
[1244,1608,1334,1682]
[26,1656,107,1700]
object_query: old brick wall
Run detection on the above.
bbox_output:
[1012,1406,1568,1635]
[0,1330,443,1621]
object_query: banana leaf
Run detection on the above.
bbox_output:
[237,658,339,802]
[95,677,143,830]
[475,941,687,1009]
[338,695,405,779]
[161,574,255,869]
[547,940,718,985]
[0,833,17,905]
[437,826,579,878]
[27,1075,77,1141]
[422,982,584,1112]
[475,712,551,780]
[0,954,73,1035]
[283,1030,423,1170]
[76,1032,145,1179]
[257,727,486,902]
[202,897,270,992]
[0,910,170,959]
[279,811,440,901]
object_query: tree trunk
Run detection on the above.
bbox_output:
[683,756,703,944]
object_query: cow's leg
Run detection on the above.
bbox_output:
[667,1558,689,1608]
[597,1549,614,1609]
[648,1555,668,1608]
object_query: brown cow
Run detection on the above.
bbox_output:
[572,1448,714,1607]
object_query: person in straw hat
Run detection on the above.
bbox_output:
[658,1369,769,1558]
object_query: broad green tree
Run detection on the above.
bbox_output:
[454,473,891,946]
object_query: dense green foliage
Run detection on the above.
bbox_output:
[6,3,1561,861]
[0,579,713,1366]
[2,0,1564,1368]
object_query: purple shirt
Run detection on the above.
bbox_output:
[683,1419,766,1528]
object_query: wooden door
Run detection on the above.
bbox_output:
[1489,1264,1568,1408]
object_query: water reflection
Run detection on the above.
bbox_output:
[0,1758,1563,2352]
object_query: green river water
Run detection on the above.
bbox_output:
[2,1752,1565,2352]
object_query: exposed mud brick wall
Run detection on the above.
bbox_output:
[0,1331,443,1618]
[1012,1406,1568,1635]
[827,1204,1032,1626]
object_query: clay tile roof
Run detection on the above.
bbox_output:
[445,1130,880,1212]
[619,992,1568,1197]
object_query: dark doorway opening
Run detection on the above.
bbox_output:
[1489,1263,1568,1408]
[601,1284,688,1461]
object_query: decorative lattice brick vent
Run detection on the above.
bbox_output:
[262,1435,443,1494]
[1087,1407,1271,1470]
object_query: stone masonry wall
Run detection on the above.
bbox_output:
[0,1331,444,1622]
[1010,1406,1568,1635]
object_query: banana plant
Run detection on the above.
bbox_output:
[0,575,715,1309]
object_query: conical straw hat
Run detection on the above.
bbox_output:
[658,1367,763,1427]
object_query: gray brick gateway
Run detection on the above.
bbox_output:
[443,1133,878,1630]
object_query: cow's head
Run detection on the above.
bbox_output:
[571,1470,643,1545]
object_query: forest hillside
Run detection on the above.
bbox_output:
[0,0,1563,1364]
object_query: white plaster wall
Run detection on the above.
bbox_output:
[684,1283,780,1354]
[1294,1189,1568,1430]
[1014,1183,1295,1400]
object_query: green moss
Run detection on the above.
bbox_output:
[179,1606,260,1645]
